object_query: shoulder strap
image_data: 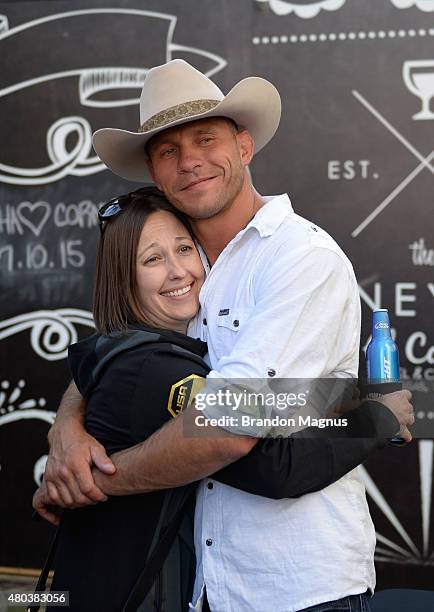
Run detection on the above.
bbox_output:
[122,485,196,612]
[27,524,61,612]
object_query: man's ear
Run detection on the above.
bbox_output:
[146,157,162,190]
[236,130,255,167]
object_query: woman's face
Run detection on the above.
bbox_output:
[135,210,204,333]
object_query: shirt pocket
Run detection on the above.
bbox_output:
[214,308,251,357]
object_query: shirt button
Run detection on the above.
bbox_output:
[203,318,207,325]
[267,368,276,377]
[207,482,214,490]
[206,538,213,546]
[233,320,239,327]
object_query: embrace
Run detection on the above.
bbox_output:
[33,60,414,612]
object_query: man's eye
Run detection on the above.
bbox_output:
[162,147,176,157]
[200,137,213,144]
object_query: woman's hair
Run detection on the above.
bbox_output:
[93,185,194,335]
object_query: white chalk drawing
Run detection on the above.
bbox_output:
[351,83,434,237]
[0,379,55,486]
[360,440,434,564]
[0,8,227,186]
[255,0,346,18]
[34,455,48,487]
[403,60,434,120]
[0,240,87,274]
[0,308,95,361]
[390,0,434,11]
[0,199,100,236]
[0,14,8,35]
[0,379,44,415]
[15,201,51,236]
[0,116,105,186]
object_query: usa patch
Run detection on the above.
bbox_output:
[167,374,206,417]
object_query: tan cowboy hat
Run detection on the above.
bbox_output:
[92,59,281,182]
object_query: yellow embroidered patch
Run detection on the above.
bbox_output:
[167,374,206,418]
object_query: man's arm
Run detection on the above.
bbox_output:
[40,380,412,508]
[93,390,413,498]
[213,393,413,499]
[92,403,257,495]
[37,379,257,514]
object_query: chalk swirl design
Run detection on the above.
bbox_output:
[0,116,105,186]
[0,308,95,360]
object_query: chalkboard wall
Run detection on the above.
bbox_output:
[0,0,433,591]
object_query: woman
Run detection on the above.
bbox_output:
[34,186,405,612]
[44,186,210,611]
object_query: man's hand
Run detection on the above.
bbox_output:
[43,381,116,508]
[380,389,414,443]
[331,387,414,442]
[45,419,115,507]
[32,482,62,526]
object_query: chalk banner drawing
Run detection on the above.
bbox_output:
[0,308,95,361]
[0,8,227,186]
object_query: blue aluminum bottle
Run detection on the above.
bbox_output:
[366,309,400,382]
[366,309,405,445]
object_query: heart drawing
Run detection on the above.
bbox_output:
[16,201,51,236]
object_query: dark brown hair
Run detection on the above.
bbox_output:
[93,185,194,335]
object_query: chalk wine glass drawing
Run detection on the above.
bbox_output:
[403,60,434,120]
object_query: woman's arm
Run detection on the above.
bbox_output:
[212,395,412,499]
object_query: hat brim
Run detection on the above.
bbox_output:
[92,77,281,183]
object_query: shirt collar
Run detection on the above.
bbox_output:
[194,193,294,270]
[247,193,294,238]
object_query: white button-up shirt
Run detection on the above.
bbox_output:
[188,194,375,612]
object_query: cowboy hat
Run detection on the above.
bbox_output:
[92,59,281,182]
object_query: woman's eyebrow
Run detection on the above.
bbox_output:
[137,242,158,259]
[137,236,192,258]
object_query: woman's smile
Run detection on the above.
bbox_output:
[160,282,195,298]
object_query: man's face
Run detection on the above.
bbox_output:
[146,118,254,220]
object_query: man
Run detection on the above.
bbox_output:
[34,60,413,611]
